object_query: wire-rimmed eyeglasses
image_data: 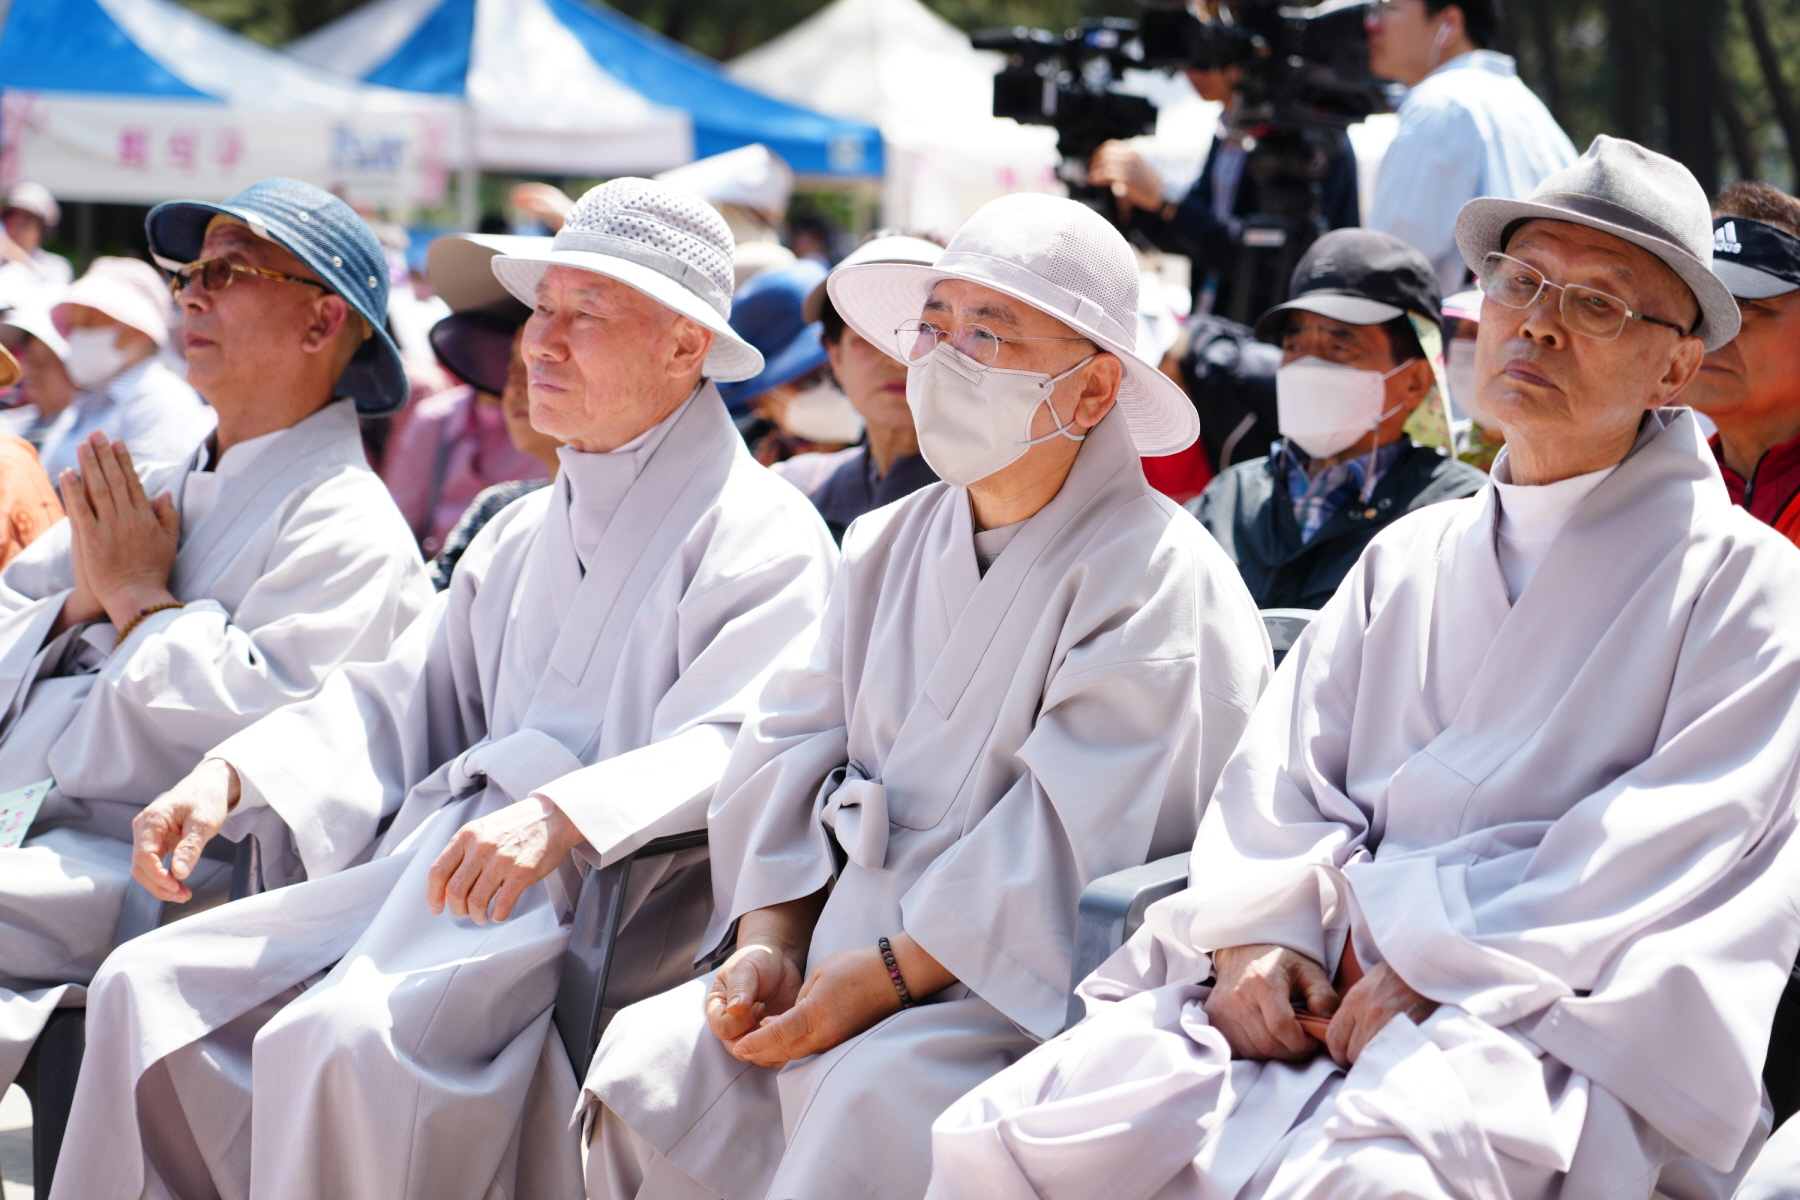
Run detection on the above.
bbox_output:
[895,320,1093,370]
[1477,252,1694,340]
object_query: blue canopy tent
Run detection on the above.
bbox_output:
[288,0,883,179]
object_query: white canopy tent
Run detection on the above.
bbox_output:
[727,0,1234,233]
[726,0,1060,233]
[0,0,465,213]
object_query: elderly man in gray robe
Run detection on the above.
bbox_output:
[927,137,1800,1200]
[48,179,837,1200]
[0,179,431,1095]
[581,193,1271,1200]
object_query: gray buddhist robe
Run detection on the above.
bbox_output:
[583,411,1271,1200]
[46,388,837,1200]
[929,409,1800,1200]
[0,398,430,1092]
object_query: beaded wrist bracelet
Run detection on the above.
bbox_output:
[877,936,914,1008]
[115,601,184,647]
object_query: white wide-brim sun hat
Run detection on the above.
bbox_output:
[826,193,1198,458]
[490,178,764,384]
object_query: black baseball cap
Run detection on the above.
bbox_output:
[1711,216,1800,300]
[1253,228,1443,342]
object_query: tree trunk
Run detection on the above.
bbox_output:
[1523,0,1567,129]
[1716,46,1762,182]
[1607,0,1648,145]
[1661,0,1719,194]
[1741,0,1800,183]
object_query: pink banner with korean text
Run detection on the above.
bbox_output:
[0,90,462,214]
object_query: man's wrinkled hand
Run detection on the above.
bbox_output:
[426,795,585,924]
[1325,959,1438,1067]
[705,941,806,1050]
[61,433,179,629]
[1205,943,1338,1062]
[133,758,239,903]
[727,944,900,1068]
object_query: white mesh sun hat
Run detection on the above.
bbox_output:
[826,193,1198,457]
[491,178,764,383]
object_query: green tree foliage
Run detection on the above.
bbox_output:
[181,0,1800,194]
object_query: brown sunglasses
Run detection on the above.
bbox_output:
[169,257,332,299]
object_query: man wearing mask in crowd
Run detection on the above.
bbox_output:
[50,178,836,1200]
[0,179,432,1100]
[1089,53,1359,317]
[1190,228,1484,610]
[930,136,1800,1200]
[1685,182,1800,548]
[38,256,215,477]
[580,192,1269,1200]
[790,230,944,540]
[1367,0,1576,294]
[0,183,73,308]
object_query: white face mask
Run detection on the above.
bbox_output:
[62,325,130,390]
[1445,338,1496,429]
[780,377,865,445]
[905,341,1094,488]
[1275,354,1414,461]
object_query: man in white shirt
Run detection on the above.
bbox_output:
[0,178,432,1103]
[1365,0,1576,294]
[37,257,214,476]
[930,136,1800,1200]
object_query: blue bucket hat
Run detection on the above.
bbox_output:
[146,178,407,417]
[717,260,830,414]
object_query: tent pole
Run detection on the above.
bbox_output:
[456,106,479,232]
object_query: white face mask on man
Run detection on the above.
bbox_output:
[905,341,1094,487]
[62,325,132,390]
[1275,354,1416,461]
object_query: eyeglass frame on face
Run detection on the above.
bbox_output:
[1477,251,1697,341]
[895,319,1094,371]
[168,256,333,301]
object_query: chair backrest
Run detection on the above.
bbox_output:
[553,830,719,1075]
[1261,608,1318,668]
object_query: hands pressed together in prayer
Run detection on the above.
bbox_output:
[50,431,180,639]
[705,893,955,1068]
[1206,942,1438,1068]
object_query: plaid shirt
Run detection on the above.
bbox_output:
[1271,438,1411,543]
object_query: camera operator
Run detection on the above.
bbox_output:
[1089,64,1360,313]
[1366,0,1575,293]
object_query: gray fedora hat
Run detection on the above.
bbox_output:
[1454,135,1740,351]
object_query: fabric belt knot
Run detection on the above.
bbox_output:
[820,764,890,869]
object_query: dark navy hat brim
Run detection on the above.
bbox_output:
[147,181,408,417]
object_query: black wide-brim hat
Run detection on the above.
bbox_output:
[147,178,408,417]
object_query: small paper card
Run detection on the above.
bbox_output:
[0,777,53,850]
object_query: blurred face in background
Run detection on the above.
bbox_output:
[1686,291,1800,421]
[10,333,76,420]
[2,209,43,254]
[1366,0,1457,86]
[499,326,562,474]
[825,325,911,433]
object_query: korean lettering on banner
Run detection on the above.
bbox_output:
[2,91,450,210]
